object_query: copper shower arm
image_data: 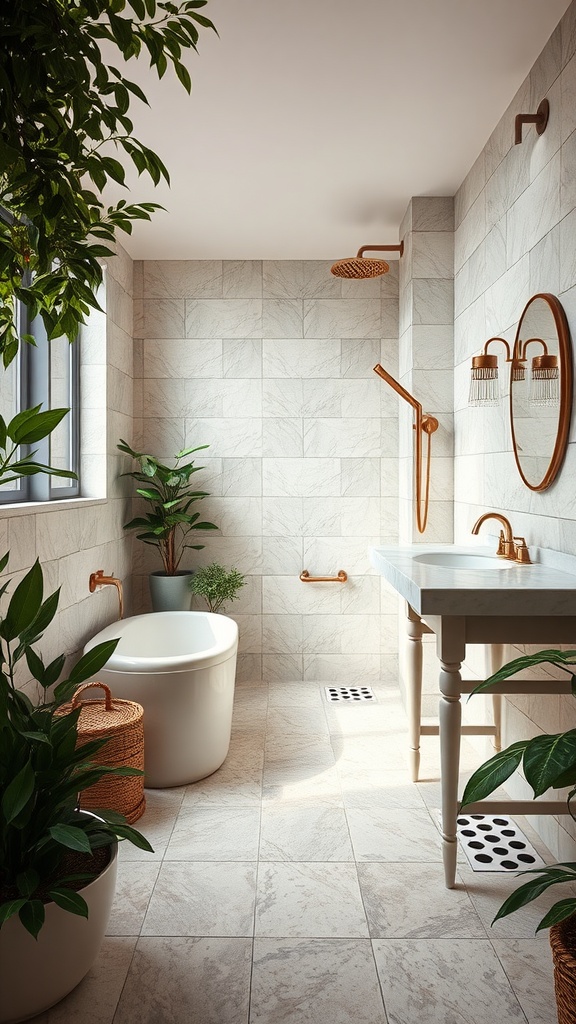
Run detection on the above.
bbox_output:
[357,242,404,259]
[373,364,439,534]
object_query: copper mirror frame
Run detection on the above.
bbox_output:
[509,293,573,492]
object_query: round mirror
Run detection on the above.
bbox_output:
[510,293,573,491]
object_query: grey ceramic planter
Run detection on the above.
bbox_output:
[149,570,193,611]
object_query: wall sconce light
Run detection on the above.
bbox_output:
[468,337,514,406]
[468,336,559,407]
[373,363,438,533]
[514,98,549,144]
[523,340,560,405]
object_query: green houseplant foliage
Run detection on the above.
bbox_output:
[0,556,153,939]
[118,440,218,575]
[189,562,246,614]
[461,649,576,931]
[0,0,216,366]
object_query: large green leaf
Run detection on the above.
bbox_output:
[48,824,92,853]
[47,889,89,918]
[1,560,43,640]
[9,408,69,445]
[1,759,35,823]
[471,650,576,695]
[18,900,45,939]
[0,899,27,926]
[536,899,576,931]
[493,866,576,923]
[67,639,120,685]
[460,741,527,807]
[523,730,576,797]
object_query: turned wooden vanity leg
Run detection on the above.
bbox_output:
[405,604,424,782]
[437,619,466,889]
[489,644,505,751]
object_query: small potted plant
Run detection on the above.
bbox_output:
[189,562,246,614]
[0,557,153,1023]
[118,440,219,611]
[461,648,576,1024]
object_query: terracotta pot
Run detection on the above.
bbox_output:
[0,839,118,1023]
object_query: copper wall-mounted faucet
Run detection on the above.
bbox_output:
[89,570,124,619]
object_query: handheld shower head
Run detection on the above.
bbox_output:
[330,242,404,279]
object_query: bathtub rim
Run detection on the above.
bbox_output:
[83,610,239,674]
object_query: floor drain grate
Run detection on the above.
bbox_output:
[456,813,545,872]
[325,686,376,703]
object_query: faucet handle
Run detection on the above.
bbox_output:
[513,537,531,564]
[496,530,515,559]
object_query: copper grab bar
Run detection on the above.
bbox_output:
[300,570,348,583]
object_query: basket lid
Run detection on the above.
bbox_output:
[58,682,144,735]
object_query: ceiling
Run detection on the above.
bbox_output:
[109,0,572,260]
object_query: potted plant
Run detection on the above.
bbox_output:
[0,557,153,1022]
[461,649,576,1024]
[189,562,246,614]
[0,5,218,1020]
[118,440,219,611]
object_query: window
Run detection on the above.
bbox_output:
[0,301,80,503]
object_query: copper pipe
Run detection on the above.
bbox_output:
[89,569,124,620]
[356,242,404,259]
[514,98,549,144]
[373,364,439,533]
[300,570,348,583]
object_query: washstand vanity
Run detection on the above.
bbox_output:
[370,290,576,886]
[370,534,576,888]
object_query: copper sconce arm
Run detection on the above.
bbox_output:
[373,364,439,534]
[514,98,549,144]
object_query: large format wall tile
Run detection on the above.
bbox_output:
[136,260,400,679]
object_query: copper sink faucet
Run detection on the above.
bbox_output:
[89,570,124,619]
[471,513,531,564]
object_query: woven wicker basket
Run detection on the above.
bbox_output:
[550,915,576,1024]
[61,682,146,824]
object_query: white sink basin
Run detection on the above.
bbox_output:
[412,552,515,570]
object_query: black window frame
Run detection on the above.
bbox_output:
[0,300,81,504]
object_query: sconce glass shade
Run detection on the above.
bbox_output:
[469,354,499,406]
[511,360,526,382]
[530,354,560,405]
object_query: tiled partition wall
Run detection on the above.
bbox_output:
[0,244,135,691]
[132,260,400,683]
[453,2,576,859]
[396,196,455,714]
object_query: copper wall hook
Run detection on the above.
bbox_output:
[514,98,549,144]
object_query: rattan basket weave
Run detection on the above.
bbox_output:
[61,682,146,824]
[550,915,576,1024]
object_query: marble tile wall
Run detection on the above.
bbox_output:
[132,260,400,682]
[454,2,576,860]
[0,243,135,689]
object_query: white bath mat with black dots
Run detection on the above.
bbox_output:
[325,686,375,703]
[456,813,545,872]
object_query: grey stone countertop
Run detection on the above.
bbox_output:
[369,544,576,617]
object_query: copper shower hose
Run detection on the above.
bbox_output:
[373,364,438,534]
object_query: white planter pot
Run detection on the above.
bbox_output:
[149,570,193,611]
[0,841,118,1024]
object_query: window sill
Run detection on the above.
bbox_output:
[0,496,107,519]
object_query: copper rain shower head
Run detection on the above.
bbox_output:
[330,242,404,279]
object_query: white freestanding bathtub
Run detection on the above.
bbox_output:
[83,612,239,788]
